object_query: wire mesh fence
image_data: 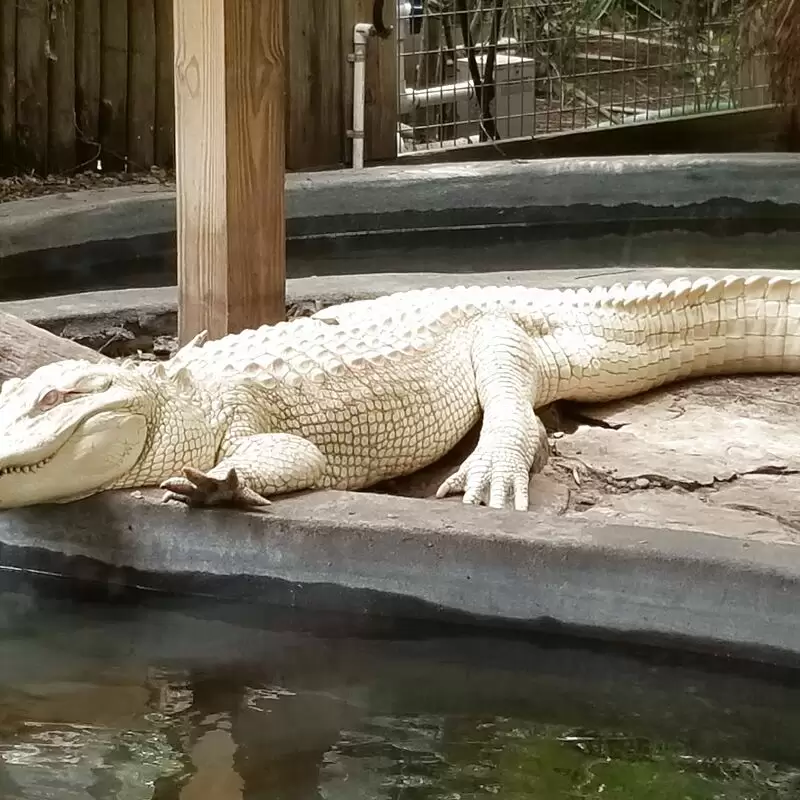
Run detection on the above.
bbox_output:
[396,0,772,154]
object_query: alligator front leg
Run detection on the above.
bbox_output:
[160,433,326,509]
[436,316,549,511]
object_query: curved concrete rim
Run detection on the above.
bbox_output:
[1,488,800,669]
[289,152,800,216]
[2,153,800,258]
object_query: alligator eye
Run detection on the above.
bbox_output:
[37,389,63,410]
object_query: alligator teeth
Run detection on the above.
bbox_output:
[0,454,54,477]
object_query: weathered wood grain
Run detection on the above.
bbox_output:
[0,0,16,171]
[99,0,129,170]
[286,1,343,170]
[174,0,286,343]
[75,0,102,168]
[15,0,49,173]
[3,1,392,176]
[48,0,77,173]
[154,0,175,167]
[0,312,109,383]
[127,0,156,169]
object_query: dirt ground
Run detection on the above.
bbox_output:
[0,169,175,204]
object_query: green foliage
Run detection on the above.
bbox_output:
[466,0,751,112]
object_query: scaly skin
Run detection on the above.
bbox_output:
[1,274,799,512]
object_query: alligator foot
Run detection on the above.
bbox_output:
[435,412,550,511]
[160,467,271,509]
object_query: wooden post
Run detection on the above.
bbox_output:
[173,0,286,344]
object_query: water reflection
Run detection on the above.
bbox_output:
[0,579,798,799]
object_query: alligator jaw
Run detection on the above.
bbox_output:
[0,449,58,480]
[0,411,86,478]
[0,359,156,509]
[0,408,150,509]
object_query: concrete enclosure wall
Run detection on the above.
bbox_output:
[2,153,800,301]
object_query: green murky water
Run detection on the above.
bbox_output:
[0,575,798,799]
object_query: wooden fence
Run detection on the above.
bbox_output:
[0,0,397,176]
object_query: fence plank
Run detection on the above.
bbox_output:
[16,0,49,174]
[100,0,129,170]
[286,1,343,170]
[0,0,15,171]
[48,0,77,173]
[128,0,156,169]
[75,0,102,168]
[154,0,174,168]
[340,0,397,164]
[5,3,370,175]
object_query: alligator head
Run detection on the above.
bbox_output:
[0,360,154,508]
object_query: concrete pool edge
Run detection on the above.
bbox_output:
[1,488,800,666]
[2,153,800,259]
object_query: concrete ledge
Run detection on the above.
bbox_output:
[2,488,800,666]
[0,185,173,259]
[286,153,800,236]
[2,154,800,261]
[4,268,800,670]
[4,154,800,301]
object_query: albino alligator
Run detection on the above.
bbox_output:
[0,274,798,512]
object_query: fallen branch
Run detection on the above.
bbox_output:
[0,311,110,383]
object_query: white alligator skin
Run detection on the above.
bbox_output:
[1,274,798,511]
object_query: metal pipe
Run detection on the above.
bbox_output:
[354,1,478,164]
[350,22,373,169]
[397,0,412,96]
[396,2,473,121]
[399,80,475,114]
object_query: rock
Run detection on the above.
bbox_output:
[705,473,800,532]
[571,488,799,544]
[555,374,800,486]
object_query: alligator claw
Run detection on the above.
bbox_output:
[435,456,531,511]
[160,467,271,509]
[434,416,549,512]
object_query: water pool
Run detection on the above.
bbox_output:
[0,574,798,799]
[6,222,800,301]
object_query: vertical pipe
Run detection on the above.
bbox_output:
[351,23,372,169]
